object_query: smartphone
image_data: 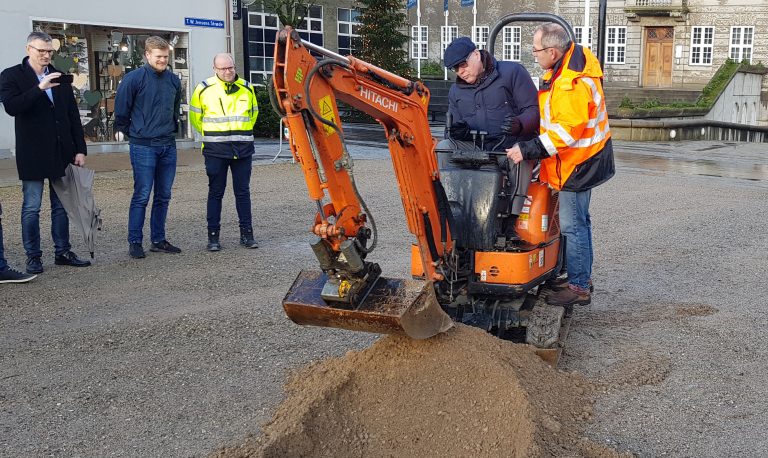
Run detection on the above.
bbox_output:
[55,74,74,84]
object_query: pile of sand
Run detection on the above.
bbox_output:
[214,325,626,458]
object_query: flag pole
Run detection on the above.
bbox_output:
[444,6,449,80]
[417,0,422,79]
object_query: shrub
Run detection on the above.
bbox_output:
[254,86,283,138]
[618,96,634,109]
[697,59,740,107]
[418,60,444,77]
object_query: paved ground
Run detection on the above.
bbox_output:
[1,135,767,457]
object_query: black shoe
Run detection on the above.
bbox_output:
[54,251,92,267]
[26,257,43,274]
[150,240,181,254]
[240,228,259,249]
[0,266,37,284]
[207,230,221,252]
[129,243,146,259]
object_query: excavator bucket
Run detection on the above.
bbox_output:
[283,270,454,339]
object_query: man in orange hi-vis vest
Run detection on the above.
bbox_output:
[506,22,615,307]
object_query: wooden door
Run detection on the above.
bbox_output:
[643,27,674,87]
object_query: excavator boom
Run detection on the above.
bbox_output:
[273,27,454,339]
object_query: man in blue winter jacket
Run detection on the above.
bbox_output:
[114,36,182,259]
[444,37,539,150]
[443,37,539,241]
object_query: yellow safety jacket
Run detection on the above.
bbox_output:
[189,75,258,158]
[538,43,613,191]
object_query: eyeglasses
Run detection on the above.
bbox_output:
[28,45,55,55]
[215,66,235,72]
[531,46,553,54]
[451,51,475,72]
[451,61,469,72]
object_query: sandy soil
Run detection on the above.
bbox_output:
[1,157,767,457]
[214,325,629,458]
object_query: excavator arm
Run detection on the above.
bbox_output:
[273,27,454,339]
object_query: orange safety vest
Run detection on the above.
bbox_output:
[537,44,611,191]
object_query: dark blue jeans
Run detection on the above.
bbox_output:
[558,189,593,291]
[128,144,177,244]
[21,180,71,258]
[205,155,253,231]
[0,203,7,270]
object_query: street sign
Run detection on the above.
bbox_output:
[184,17,225,29]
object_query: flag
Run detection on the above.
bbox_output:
[460,0,473,6]
[444,0,449,11]
[407,0,417,9]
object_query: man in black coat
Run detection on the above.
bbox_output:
[0,31,91,274]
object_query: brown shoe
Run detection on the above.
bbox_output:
[546,276,594,292]
[546,284,591,306]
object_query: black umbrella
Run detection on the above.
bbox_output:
[51,165,102,258]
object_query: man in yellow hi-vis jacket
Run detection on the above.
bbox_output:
[506,22,615,307]
[190,53,259,251]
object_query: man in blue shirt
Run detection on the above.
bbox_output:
[0,31,92,274]
[114,36,182,259]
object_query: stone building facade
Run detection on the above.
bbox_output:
[405,0,768,90]
[235,0,767,124]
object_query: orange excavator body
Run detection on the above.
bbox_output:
[273,17,568,343]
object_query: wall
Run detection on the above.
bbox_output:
[0,1,229,154]
[705,70,765,125]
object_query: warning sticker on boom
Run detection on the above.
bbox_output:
[318,95,338,136]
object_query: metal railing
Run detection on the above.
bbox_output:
[629,0,674,6]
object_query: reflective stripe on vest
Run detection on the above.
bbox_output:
[202,135,255,142]
[540,76,610,156]
[201,115,252,123]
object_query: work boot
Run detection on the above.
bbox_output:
[240,228,259,249]
[546,284,591,307]
[207,230,221,252]
[546,276,594,292]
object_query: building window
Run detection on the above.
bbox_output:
[730,26,754,63]
[296,5,323,46]
[441,25,458,55]
[502,26,521,61]
[473,26,489,50]
[411,26,428,59]
[606,26,626,64]
[338,8,361,55]
[247,12,280,84]
[690,26,714,65]
[574,26,593,49]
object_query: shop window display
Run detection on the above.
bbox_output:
[32,21,191,143]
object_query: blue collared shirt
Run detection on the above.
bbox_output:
[32,65,53,103]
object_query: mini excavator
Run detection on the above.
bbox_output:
[273,14,577,358]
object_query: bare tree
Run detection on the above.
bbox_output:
[262,0,314,28]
